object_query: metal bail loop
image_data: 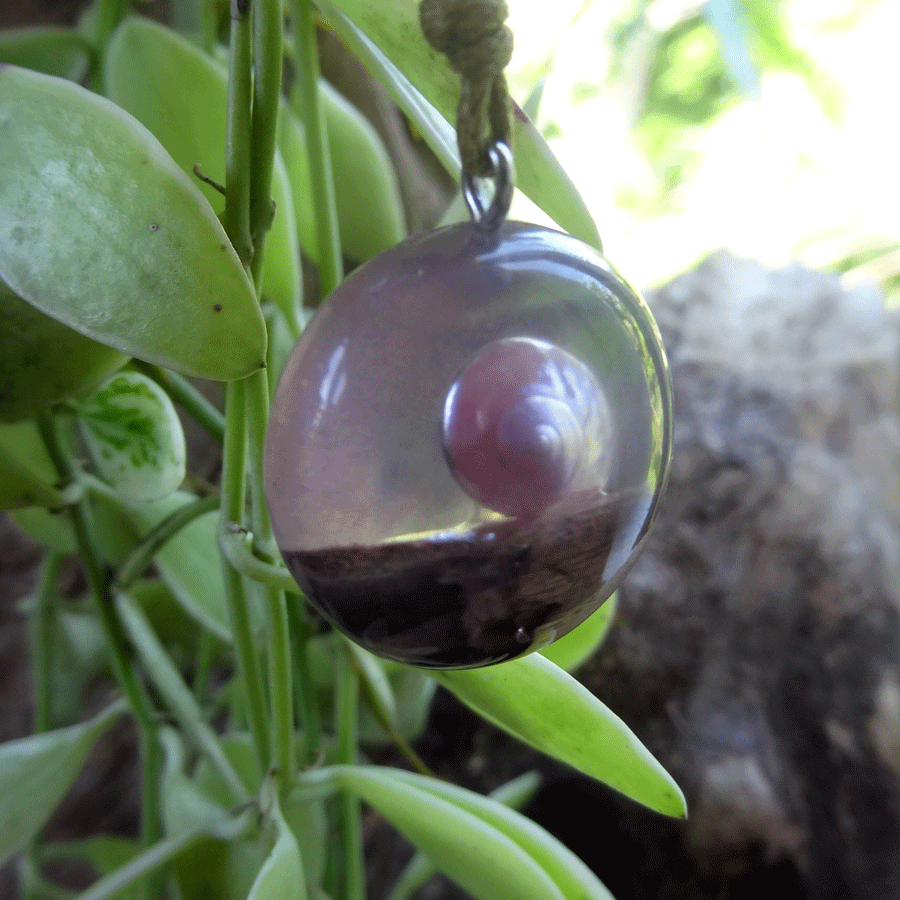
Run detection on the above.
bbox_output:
[462,141,514,232]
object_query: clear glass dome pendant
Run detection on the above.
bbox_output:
[265,143,672,668]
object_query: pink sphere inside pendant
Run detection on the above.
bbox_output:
[442,336,612,518]
[264,221,671,668]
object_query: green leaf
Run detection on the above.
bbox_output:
[247,800,307,900]
[104,17,302,322]
[387,772,544,900]
[116,593,250,806]
[433,654,686,818]
[0,27,93,80]
[375,768,614,900]
[279,79,406,267]
[333,765,564,900]
[162,728,265,900]
[539,594,618,672]
[76,818,250,900]
[281,795,327,900]
[124,492,258,642]
[0,278,126,424]
[0,699,126,866]
[348,641,397,727]
[126,579,204,666]
[194,734,264,814]
[316,0,601,249]
[78,371,186,502]
[316,3,457,173]
[159,728,229,836]
[8,506,76,553]
[0,64,266,381]
[320,79,407,261]
[0,420,65,511]
[42,835,142,900]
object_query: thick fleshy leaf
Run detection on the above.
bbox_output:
[320,80,406,261]
[373,768,614,900]
[159,728,229,836]
[76,822,251,900]
[0,420,64,511]
[247,801,307,900]
[0,64,266,380]
[78,371,186,502]
[124,492,262,642]
[161,731,266,900]
[333,765,564,900]
[539,594,618,672]
[279,81,406,266]
[116,594,250,808]
[0,699,126,866]
[42,834,142,900]
[348,641,397,727]
[385,772,546,900]
[104,17,302,322]
[433,654,686,818]
[0,27,92,80]
[316,0,601,249]
[1,278,126,424]
[8,506,76,552]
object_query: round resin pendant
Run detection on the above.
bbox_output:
[265,219,672,668]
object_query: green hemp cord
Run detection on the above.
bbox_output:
[419,0,513,178]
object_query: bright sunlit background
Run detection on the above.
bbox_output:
[503,0,898,300]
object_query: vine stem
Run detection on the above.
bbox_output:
[219,379,271,774]
[133,361,225,443]
[334,641,366,900]
[248,0,284,291]
[116,594,250,805]
[289,0,344,297]
[34,413,162,900]
[30,552,62,734]
[223,0,254,268]
[243,369,296,790]
[114,494,220,593]
[287,5,359,890]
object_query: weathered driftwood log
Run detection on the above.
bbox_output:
[558,252,900,899]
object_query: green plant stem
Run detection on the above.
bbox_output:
[220,379,271,775]
[30,552,62,734]
[290,0,344,297]
[243,369,275,553]
[219,525,301,592]
[334,641,366,900]
[266,585,295,791]
[34,414,156,737]
[74,813,250,900]
[193,628,218,701]
[287,598,322,763]
[114,494,220,593]
[133,361,225,443]
[223,0,254,268]
[34,413,162,898]
[243,342,297,794]
[116,593,250,805]
[248,0,284,290]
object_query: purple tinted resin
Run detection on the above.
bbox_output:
[264,221,672,668]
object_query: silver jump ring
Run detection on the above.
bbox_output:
[462,141,514,232]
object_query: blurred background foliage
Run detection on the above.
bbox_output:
[504,0,898,303]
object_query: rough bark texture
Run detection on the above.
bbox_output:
[543,252,900,899]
